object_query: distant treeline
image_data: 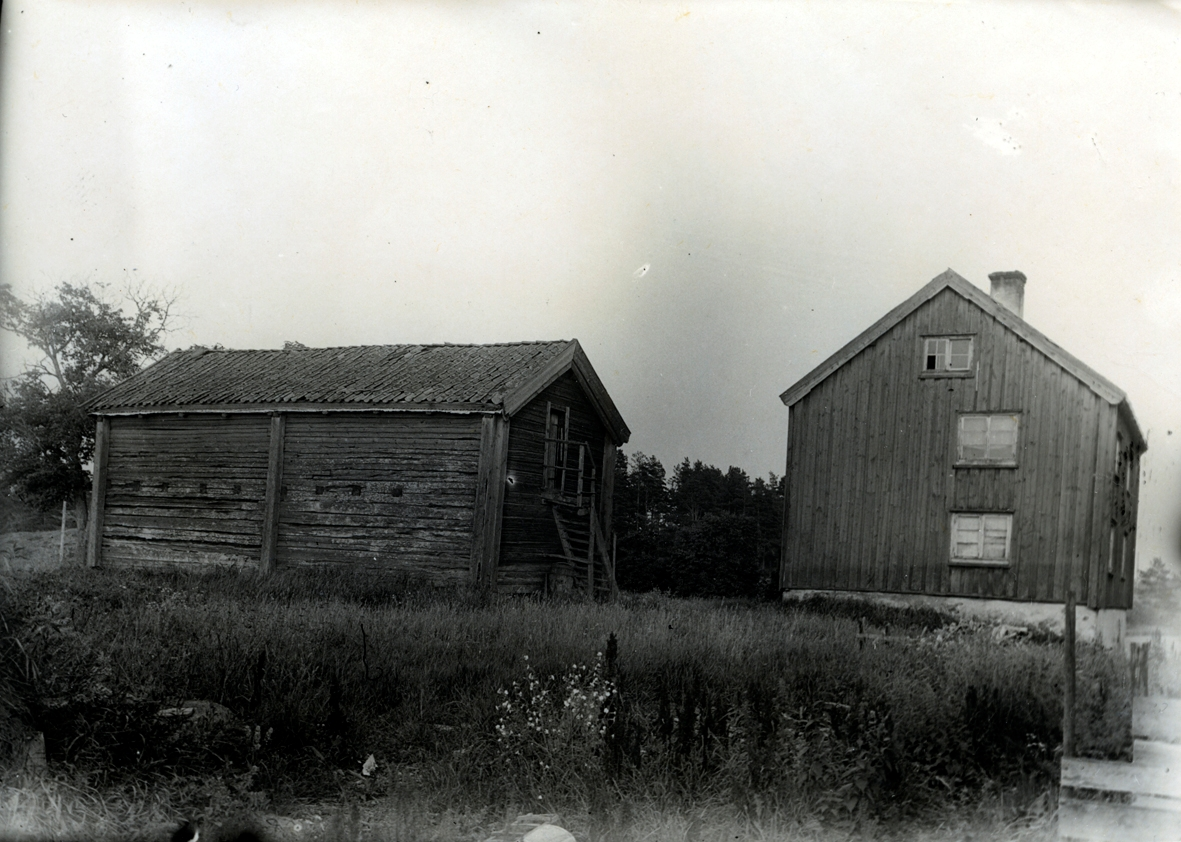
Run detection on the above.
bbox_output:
[612,451,784,598]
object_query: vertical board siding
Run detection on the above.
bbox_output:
[1123,447,1140,608]
[259,414,286,574]
[500,371,608,591]
[469,414,510,588]
[1094,410,1136,610]
[101,414,270,567]
[783,287,1117,605]
[277,413,481,577]
[87,418,111,568]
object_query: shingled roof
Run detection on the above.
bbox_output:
[89,340,630,443]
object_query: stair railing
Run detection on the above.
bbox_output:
[542,437,598,511]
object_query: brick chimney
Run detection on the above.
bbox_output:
[988,270,1026,318]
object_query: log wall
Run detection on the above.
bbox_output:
[101,414,270,567]
[782,287,1128,607]
[276,413,481,579]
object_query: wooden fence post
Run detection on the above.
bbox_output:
[1064,589,1076,758]
[59,500,67,565]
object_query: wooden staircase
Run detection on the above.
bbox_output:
[550,503,617,599]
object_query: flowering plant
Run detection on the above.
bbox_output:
[494,652,617,788]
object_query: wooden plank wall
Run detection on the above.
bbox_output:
[782,288,1114,605]
[1091,409,1137,611]
[276,413,481,580]
[499,371,609,592]
[469,414,510,589]
[101,414,270,567]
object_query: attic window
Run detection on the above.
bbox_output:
[949,512,1012,567]
[922,336,974,376]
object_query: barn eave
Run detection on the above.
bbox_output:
[89,401,501,417]
[502,339,631,445]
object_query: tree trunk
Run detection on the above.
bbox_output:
[72,493,88,567]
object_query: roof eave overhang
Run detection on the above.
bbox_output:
[502,339,631,444]
[1119,399,1148,454]
[90,401,497,417]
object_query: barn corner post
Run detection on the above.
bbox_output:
[1063,588,1076,759]
[470,413,509,592]
[259,412,286,574]
[86,416,110,568]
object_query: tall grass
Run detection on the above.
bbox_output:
[2,566,1130,829]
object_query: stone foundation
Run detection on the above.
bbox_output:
[782,589,1127,648]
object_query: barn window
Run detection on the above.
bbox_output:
[957,414,1019,465]
[544,403,570,492]
[922,336,974,374]
[1109,432,1136,577]
[949,513,1012,566]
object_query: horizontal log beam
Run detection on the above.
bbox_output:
[1061,757,1181,798]
[1058,797,1181,840]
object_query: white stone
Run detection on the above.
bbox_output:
[522,824,575,842]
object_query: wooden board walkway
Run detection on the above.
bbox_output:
[1059,698,1181,842]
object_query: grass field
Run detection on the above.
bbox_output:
[0,562,1131,841]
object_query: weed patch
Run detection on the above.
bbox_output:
[2,566,1131,830]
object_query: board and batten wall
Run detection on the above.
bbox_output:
[781,287,1134,609]
[498,371,614,592]
[91,411,489,580]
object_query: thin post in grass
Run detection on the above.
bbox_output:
[1063,588,1076,758]
[59,500,67,565]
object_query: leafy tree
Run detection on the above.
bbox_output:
[1136,557,1181,622]
[0,280,175,560]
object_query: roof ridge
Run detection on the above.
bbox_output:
[177,340,572,354]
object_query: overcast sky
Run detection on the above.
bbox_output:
[2,0,1179,569]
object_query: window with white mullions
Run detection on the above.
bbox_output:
[923,336,973,373]
[950,513,1012,565]
[544,404,570,492]
[957,414,1019,465]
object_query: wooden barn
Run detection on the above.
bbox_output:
[779,269,1146,631]
[85,340,630,595]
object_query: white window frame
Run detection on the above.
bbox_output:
[956,413,1020,467]
[949,512,1013,567]
[543,402,571,492]
[921,335,975,376]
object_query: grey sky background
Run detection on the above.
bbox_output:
[2,1,1179,570]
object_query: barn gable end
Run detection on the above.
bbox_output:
[499,370,614,593]
[780,271,1145,614]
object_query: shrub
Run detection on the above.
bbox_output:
[1,576,37,768]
